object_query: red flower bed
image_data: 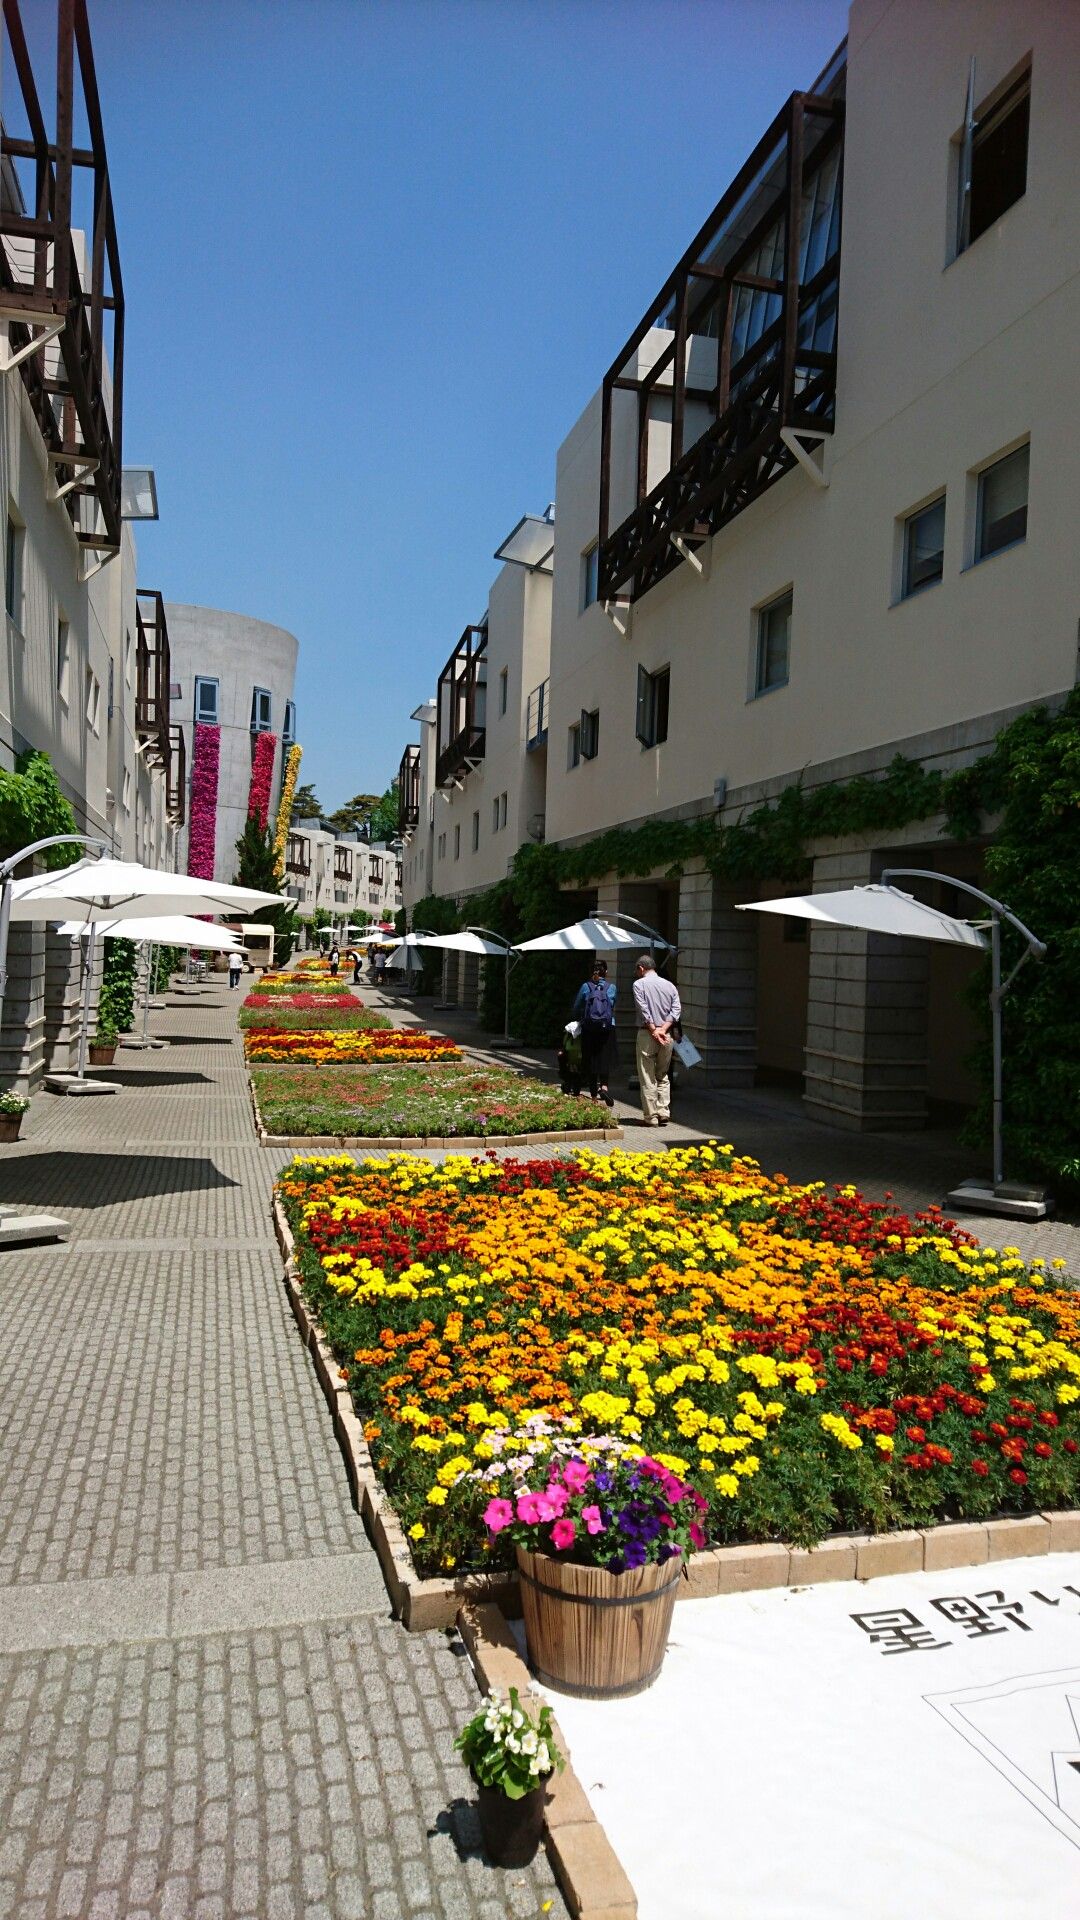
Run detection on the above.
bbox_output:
[242,993,358,1011]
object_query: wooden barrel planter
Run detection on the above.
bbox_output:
[0,1113,23,1143]
[89,1043,117,1066]
[516,1547,682,1698]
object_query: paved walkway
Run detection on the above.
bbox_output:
[0,980,566,1920]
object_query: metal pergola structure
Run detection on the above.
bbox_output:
[597,54,845,607]
[0,0,125,574]
[435,623,487,789]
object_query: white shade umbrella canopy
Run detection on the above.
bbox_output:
[7,858,285,925]
[417,930,511,957]
[737,885,988,949]
[514,916,671,954]
[56,915,245,952]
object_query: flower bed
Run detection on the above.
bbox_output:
[238,1002,391,1031]
[244,1027,461,1065]
[255,1065,608,1140]
[275,1145,1080,1576]
[250,973,346,996]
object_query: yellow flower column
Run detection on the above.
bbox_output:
[274,743,303,880]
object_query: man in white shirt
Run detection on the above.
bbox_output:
[631,954,681,1127]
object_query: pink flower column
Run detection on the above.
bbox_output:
[187,723,221,879]
[247,731,278,831]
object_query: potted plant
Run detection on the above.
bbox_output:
[455,1687,562,1866]
[0,1092,29,1142]
[89,1023,118,1066]
[480,1428,708,1698]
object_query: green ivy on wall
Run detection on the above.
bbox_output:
[0,751,78,870]
[98,937,136,1037]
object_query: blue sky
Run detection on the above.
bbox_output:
[74,0,848,811]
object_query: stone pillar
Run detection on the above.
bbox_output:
[676,865,757,1087]
[459,952,480,1015]
[804,850,929,1130]
[43,929,87,1072]
[440,951,460,1005]
[0,923,45,1092]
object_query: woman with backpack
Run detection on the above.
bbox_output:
[571,957,617,1107]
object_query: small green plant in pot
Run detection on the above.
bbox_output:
[455,1687,562,1867]
[0,1091,29,1142]
[89,1022,119,1066]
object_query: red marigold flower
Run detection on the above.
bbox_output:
[1065,1439,1079,1456]
[1033,1442,1052,1459]
[1040,1411,1060,1428]
[1008,1468,1028,1485]
[971,1459,989,1476]
[905,1425,926,1444]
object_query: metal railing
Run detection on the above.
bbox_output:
[526,678,549,750]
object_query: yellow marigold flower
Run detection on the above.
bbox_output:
[714,1473,739,1498]
[875,1434,895,1454]
[408,1523,425,1540]
[426,1486,448,1506]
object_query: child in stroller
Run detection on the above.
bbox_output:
[557,1021,583,1096]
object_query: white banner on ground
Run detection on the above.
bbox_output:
[540,1552,1080,1920]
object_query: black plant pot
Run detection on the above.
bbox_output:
[476,1780,546,1867]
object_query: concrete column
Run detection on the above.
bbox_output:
[803,849,929,1130]
[440,951,460,1005]
[459,952,480,1015]
[676,866,757,1087]
[0,923,45,1092]
[43,928,87,1072]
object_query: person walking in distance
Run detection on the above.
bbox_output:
[227,948,243,990]
[328,943,340,979]
[572,957,616,1106]
[631,953,680,1127]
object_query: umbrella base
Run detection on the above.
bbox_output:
[119,1038,168,1051]
[947,1178,1054,1221]
[43,1074,120,1097]
[0,1205,70,1248]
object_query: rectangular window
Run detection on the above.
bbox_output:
[437,832,446,861]
[754,591,792,695]
[976,444,1029,561]
[250,685,272,732]
[499,667,508,717]
[85,669,100,733]
[121,766,132,811]
[582,544,599,610]
[567,723,581,770]
[580,708,600,760]
[635,665,670,747]
[492,796,500,833]
[471,809,479,852]
[960,69,1031,253]
[107,655,115,723]
[5,516,22,623]
[124,629,133,687]
[194,675,219,725]
[902,496,946,597]
[282,699,296,746]
[56,619,70,701]
[454,824,461,860]
[499,791,507,829]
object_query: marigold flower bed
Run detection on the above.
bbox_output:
[245,1027,461,1065]
[238,1001,391,1032]
[276,1145,1080,1577]
[250,973,345,997]
[256,1065,608,1140]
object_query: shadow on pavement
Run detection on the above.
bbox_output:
[45,1068,214,1089]
[0,1151,240,1207]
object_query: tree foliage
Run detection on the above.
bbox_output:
[290,781,322,823]
[234,816,298,965]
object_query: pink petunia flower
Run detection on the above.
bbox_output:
[551,1518,576,1551]
[581,1505,604,1535]
[483,1497,515,1535]
[516,1492,543,1525]
[562,1459,590,1493]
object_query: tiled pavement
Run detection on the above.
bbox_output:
[0,981,567,1920]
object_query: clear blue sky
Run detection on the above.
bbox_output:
[69,0,848,812]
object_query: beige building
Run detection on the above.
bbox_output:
[284,823,401,931]
[0,0,178,1087]
[400,1,1075,1130]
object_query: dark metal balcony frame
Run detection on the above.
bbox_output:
[598,82,844,606]
[286,834,311,878]
[397,742,421,836]
[368,855,383,886]
[333,847,353,882]
[526,678,549,751]
[435,623,487,789]
[135,588,169,773]
[165,723,186,828]
[0,0,125,570]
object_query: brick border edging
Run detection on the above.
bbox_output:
[457,1601,637,1920]
[270,1195,1080,1629]
[252,1079,622,1152]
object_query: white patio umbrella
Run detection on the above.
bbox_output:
[414,927,516,1039]
[56,915,246,1056]
[738,873,1046,1211]
[513,913,672,954]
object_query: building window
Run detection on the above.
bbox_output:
[453,824,461,861]
[471,809,479,852]
[5,515,22,624]
[124,629,133,687]
[902,496,945,597]
[635,665,670,747]
[194,675,219,725]
[580,708,600,760]
[567,723,581,770]
[754,591,792,696]
[121,766,132,811]
[85,669,101,734]
[499,791,507,829]
[107,656,115,723]
[581,544,599,610]
[56,619,70,702]
[959,68,1031,254]
[498,667,508,717]
[283,699,296,747]
[251,685,272,733]
[976,444,1029,562]
[492,796,500,833]
[438,832,446,861]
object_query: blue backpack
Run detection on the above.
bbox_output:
[583,980,614,1030]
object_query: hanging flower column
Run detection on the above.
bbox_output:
[274,742,302,879]
[247,731,278,832]
[187,724,221,879]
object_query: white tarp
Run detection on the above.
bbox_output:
[8,857,283,925]
[514,916,671,954]
[737,884,988,950]
[540,1552,1080,1920]
[56,915,244,952]
[416,930,511,957]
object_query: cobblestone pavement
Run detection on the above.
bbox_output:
[0,980,567,1919]
[372,980,1080,1271]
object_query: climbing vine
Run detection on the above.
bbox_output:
[98,937,136,1037]
[0,751,78,869]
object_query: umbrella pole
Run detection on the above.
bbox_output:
[141,944,154,1044]
[991,914,1004,1189]
[75,932,94,1082]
